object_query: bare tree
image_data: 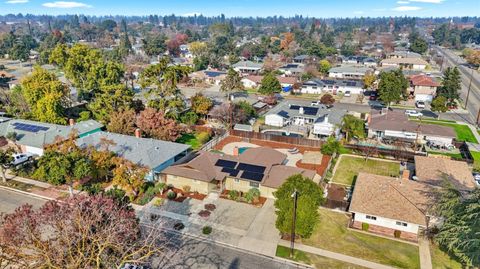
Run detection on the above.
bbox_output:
[0,195,168,269]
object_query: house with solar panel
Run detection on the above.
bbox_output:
[265,100,347,138]
[301,79,364,95]
[76,131,190,181]
[190,70,227,86]
[161,147,318,198]
[0,117,103,156]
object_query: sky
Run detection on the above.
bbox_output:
[0,0,479,18]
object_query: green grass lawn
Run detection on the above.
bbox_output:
[430,243,463,269]
[331,155,400,185]
[427,151,463,159]
[411,120,478,143]
[301,209,420,269]
[470,151,480,162]
[276,245,367,269]
[176,132,211,150]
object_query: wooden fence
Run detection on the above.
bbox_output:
[230,130,323,148]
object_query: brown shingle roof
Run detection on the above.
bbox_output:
[262,165,316,188]
[349,173,434,226]
[414,156,475,191]
[409,74,440,87]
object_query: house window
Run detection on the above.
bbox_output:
[366,215,377,221]
[234,179,239,183]
[249,182,259,188]
[396,221,408,227]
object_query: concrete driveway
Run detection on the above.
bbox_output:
[0,188,47,213]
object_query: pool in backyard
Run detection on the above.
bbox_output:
[238,147,250,154]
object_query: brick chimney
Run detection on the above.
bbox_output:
[233,146,239,156]
[135,128,141,138]
[69,118,75,126]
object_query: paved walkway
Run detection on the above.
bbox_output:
[278,240,396,269]
[418,237,433,269]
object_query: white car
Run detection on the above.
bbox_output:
[473,173,480,187]
[11,153,34,166]
[405,110,423,117]
[416,101,426,109]
[344,91,351,97]
[311,101,320,106]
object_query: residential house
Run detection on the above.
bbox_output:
[265,101,347,137]
[414,156,476,192]
[301,79,364,95]
[328,65,373,80]
[408,74,440,102]
[278,63,305,76]
[161,147,318,198]
[342,56,377,67]
[368,110,456,146]
[232,61,263,75]
[76,131,190,181]
[349,173,434,241]
[387,51,422,59]
[241,75,297,89]
[380,57,428,70]
[190,70,227,86]
[293,55,318,64]
[0,118,103,156]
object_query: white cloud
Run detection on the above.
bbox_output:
[42,1,92,8]
[409,0,444,3]
[5,0,29,3]
[397,1,410,4]
[392,5,422,11]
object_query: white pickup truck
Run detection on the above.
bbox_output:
[11,153,34,166]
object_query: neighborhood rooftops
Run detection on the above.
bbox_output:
[388,51,422,58]
[349,172,434,226]
[232,60,263,69]
[162,147,315,187]
[381,57,429,66]
[76,131,190,170]
[368,110,456,138]
[329,65,373,75]
[409,74,441,87]
[0,118,103,149]
[302,78,364,88]
[266,100,347,124]
[414,156,476,191]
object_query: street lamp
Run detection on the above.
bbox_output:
[290,190,299,258]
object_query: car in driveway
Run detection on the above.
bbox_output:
[11,153,34,166]
[474,173,480,186]
[344,91,351,97]
[405,110,423,117]
[416,101,426,109]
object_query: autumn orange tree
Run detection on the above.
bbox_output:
[137,108,186,141]
[112,157,148,199]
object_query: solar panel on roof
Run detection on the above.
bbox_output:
[215,159,238,169]
[323,80,335,85]
[240,171,264,182]
[290,105,300,110]
[12,122,49,133]
[221,167,240,177]
[303,107,319,115]
[237,163,266,173]
[346,81,356,87]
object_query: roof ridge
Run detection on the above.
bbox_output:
[389,180,427,217]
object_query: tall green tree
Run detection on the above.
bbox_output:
[430,96,448,113]
[341,114,365,141]
[139,58,191,97]
[220,68,244,98]
[377,70,408,107]
[438,67,461,107]
[87,84,134,124]
[274,174,324,239]
[20,67,68,124]
[258,73,282,95]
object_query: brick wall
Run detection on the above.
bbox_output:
[351,221,418,242]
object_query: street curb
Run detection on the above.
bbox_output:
[0,185,53,201]
[141,221,313,269]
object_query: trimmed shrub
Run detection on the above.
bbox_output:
[182,185,191,193]
[196,132,211,144]
[204,203,216,211]
[153,198,164,207]
[198,210,211,218]
[228,190,240,201]
[244,188,261,203]
[167,190,177,200]
[362,223,369,231]
[202,226,212,235]
[394,230,402,238]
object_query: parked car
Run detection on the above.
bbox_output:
[473,173,480,186]
[405,110,423,117]
[11,153,34,166]
[311,100,320,106]
[416,101,426,109]
[344,91,351,97]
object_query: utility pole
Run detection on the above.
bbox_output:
[476,107,480,127]
[464,68,474,108]
[290,190,298,258]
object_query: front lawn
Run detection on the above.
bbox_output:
[411,120,478,143]
[430,243,463,269]
[470,151,480,162]
[276,245,367,269]
[176,132,211,150]
[331,155,400,185]
[427,151,463,159]
[301,208,420,269]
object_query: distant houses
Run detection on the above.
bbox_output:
[301,79,364,95]
[380,57,429,70]
[232,60,263,75]
[328,65,373,80]
[408,74,440,102]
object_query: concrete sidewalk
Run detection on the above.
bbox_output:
[418,237,433,269]
[278,240,396,269]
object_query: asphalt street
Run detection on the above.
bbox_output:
[0,188,47,214]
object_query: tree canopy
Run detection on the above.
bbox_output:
[438,67,461,107]
[377,70,408,107]
[258,73,282,95]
